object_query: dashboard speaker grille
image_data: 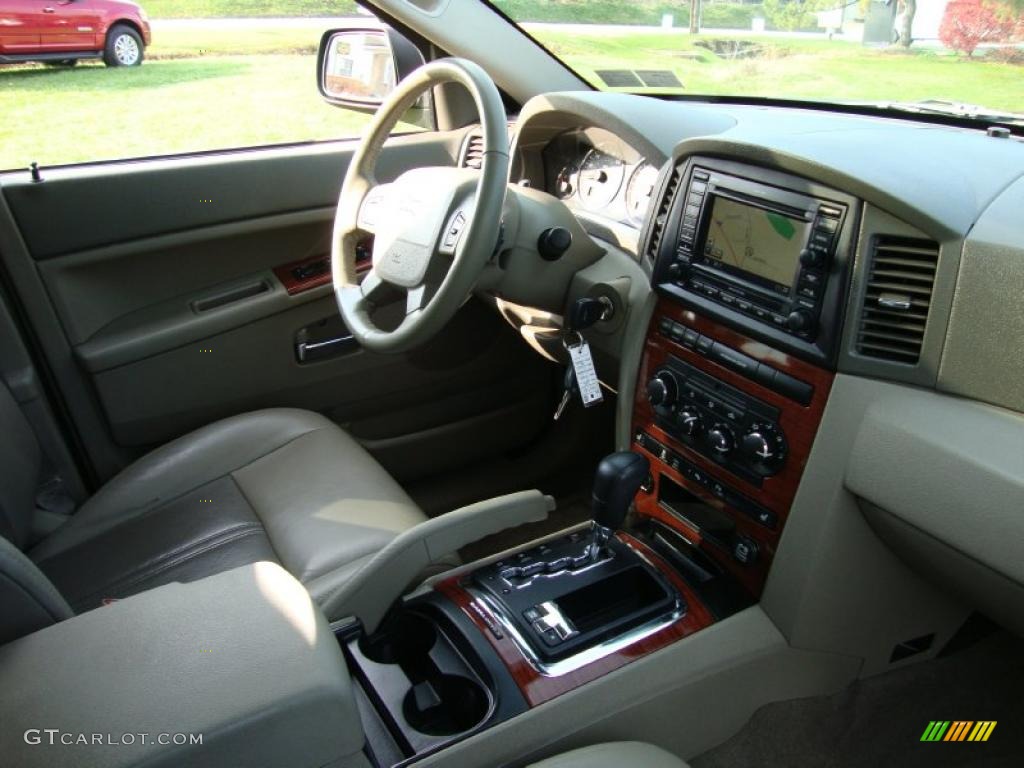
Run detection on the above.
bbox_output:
[646,165,682,262]
[460,134,484,169]
[856,237,938,364]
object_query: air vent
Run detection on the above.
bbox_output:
[460,133,484,169]
[646,165,683,262]
[855,237,939,364]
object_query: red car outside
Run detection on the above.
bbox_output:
[0,0,151,67]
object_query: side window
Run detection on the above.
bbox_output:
[0,2,431,171]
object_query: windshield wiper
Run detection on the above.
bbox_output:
[863,99,1024,127]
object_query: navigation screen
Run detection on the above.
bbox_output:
[703,196,809,292]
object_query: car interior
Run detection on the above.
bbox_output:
[1,0,1023,766]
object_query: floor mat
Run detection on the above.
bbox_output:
[692,629,1024,768]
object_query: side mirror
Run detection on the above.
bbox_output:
[317,26,428,121]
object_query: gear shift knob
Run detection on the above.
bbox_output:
[591,451,650,531]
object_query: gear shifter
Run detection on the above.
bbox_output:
[587,451,650,562]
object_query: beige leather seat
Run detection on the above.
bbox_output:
[528,742,690,768]
[1,385,428,640]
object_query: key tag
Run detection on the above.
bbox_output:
[563,331,604,407]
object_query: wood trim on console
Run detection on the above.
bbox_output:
[631,298,835,598]
[436,533,714,708]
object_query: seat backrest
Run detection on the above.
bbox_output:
[0,379,41,549]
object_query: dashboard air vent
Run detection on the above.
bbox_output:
[646,165,683,262]
[460,133,484,169]
[855,237,939,364]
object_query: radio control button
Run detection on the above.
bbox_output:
[670,323,686,343]
[691,180,708,194]
[797,284,820,300]
[695,335,714,355]
[800,270,822,286]
[658,317,672,336]
[815,215,838,232]
[786,309,813,333]
[682,328,699,348]
[753,362,777,389]
[800,248,824,268]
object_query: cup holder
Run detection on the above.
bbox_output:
[401,674,489,736]
[358,612,437,666]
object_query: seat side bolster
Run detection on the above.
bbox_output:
[0,536,72,646]
[30,408,331,562]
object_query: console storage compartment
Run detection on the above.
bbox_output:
[0,562,364,768]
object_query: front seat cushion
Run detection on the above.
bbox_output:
[527,742,690,768]
[29,409,426,613]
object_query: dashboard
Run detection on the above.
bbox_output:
[500,90,1024,640]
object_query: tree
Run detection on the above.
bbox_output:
[763,0,833,32]
[898,0,917,48]
[939,0,1020,57]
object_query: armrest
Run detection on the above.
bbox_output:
[0,562,364,768]
[322,490,555,633]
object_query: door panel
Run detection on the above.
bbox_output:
[0,130,556,487]
[39,0,99,50]
[0,0,40,53]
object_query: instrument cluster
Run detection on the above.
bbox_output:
[540,128,658,228]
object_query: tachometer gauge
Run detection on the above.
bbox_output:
[625,162,660,224]
[554,161,579,199]
[577,149,626,211]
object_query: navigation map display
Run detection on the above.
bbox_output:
[702,195,809,293]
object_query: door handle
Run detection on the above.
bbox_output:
[296,334,356,363]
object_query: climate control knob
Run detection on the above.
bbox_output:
[706,423,736,456]
[675,406,703,437]
[646,370,678,408]
[740,422,787,475]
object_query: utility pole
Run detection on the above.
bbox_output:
[689,0,701,35]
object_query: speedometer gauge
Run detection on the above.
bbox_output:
[625,162,660,224]
[577,149,625,211]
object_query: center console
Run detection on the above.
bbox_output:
[630,156,856,599]
[340,156,857,767]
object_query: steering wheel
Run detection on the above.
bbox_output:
[332,58,509,353]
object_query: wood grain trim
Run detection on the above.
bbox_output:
[273,238,372,296]
[435,533,714,707]
[631,297,834,597]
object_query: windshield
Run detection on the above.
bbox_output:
[492,0,1024,117]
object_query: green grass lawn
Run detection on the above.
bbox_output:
[531,30,1024,112]
[0,55,376,169]
[2,23,1021,171]
[148,22,323,58]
